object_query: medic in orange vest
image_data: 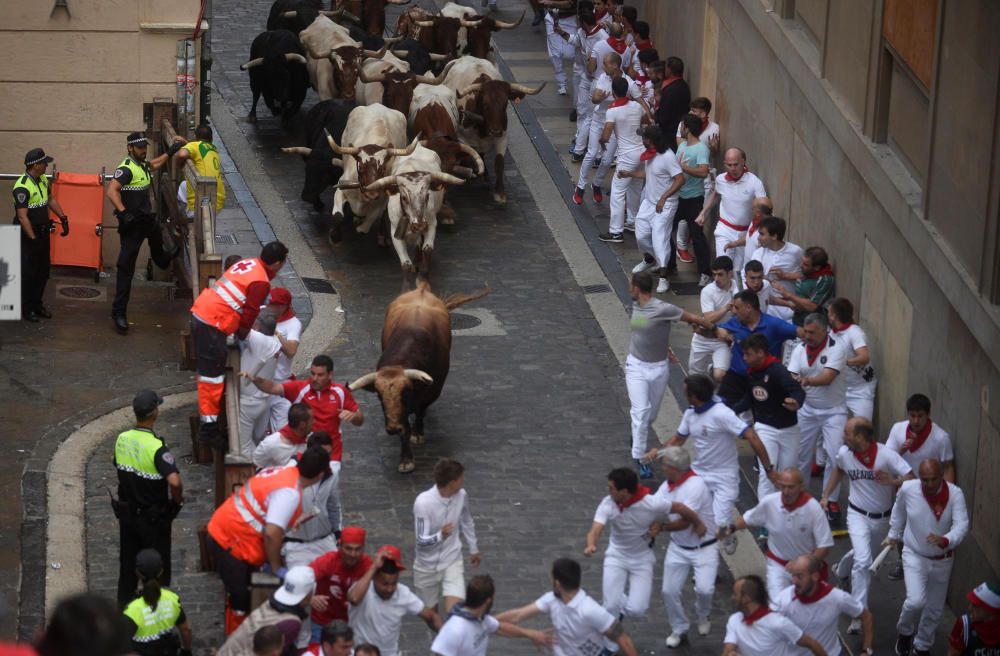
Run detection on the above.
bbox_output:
[190,241,288,448]
[207,444,329,633]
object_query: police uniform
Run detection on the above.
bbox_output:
[123,548,190,656]
[114,390,180,605]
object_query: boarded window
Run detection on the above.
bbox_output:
[882,0,938,90]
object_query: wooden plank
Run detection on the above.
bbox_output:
[882,0,937,89]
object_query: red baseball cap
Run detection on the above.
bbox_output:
[378,545,406,571]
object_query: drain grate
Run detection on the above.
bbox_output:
[302,277,337,294]
[58,286,101,299]
[670,281,702,296]
[450,313,482,330]
[215,233,239,245]
[581,283,612,294]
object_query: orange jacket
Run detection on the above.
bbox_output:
[190,258,271,335]
[207,465,303,565]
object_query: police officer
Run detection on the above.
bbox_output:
[114,389,184,606]
[13,148,69,322]
[123,548,193,656]
[106,132,185,333]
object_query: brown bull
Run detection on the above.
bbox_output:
[349,281,489,472]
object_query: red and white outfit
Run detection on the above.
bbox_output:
[723,607,804,656]
[788,336,848,502]
[748,241,804,322]
[889,479,969,652]
[654,472,718,636]
[833,442,912,608]
[238,329,282,459]
[576,73,640,195]
[604,97,646,234]
[742,491,832,604]
[269,309,303,431]
[589,36,633,79]
[774,582,864,656]
[634,148,683,270]
[571,24,608,155]
[885,419,954,473]
[831,323,876,419]
[712,169,767,271]
[688,279,738,376]
[280,379,358,466]
[308,546,373,628]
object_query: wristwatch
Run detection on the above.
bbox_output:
[862,649,873,655]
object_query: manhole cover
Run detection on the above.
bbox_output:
[58,286,101,299]
[582,283,612,294]
[450,313,482,330]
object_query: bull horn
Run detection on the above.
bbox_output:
[458,83,482,98]
[414,19,435,27]
[391,49,410,57]
[348,372,378,390]
[459,17,482,27]
[281,146,313,156]
[452,165,474,178]
[240,58,265,70]
[457,142,485,175]
[414,70,446,85]
[281,10,297,18]
[336,181,362,190]
[386,135,420,157]
[341,10,361,22]
[430,171,466,186]
[428,52,451,62]
[284,53,308,65]
[383,36,404,44]
[461,109,484,124]
[494,9,525,29]
[363,175,400,193]
[510,81,546,95]
[331,157,344,168]
[318,8,341,16]
[325,128,359,156]
[363,45,388,59]
[403,369,434,384]
[358,69,386,84]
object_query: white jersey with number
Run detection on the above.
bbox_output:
[677,402,750,476]
[774,584,864,656]
[835,443,912,514]
[787,337,847,410]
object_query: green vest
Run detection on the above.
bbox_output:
[124,588,181,643]
[119,157,151,191]
[13,173,50,225]
[115,428,163,480]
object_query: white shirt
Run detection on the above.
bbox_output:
[715,171,767,228]
[884,420,954,472]
[693,279,739,346]
[413,486,479,571]
[575,26,608,77]
[535,590,614,656]
[832,324,877,394]
[593,493,672,558]
[653,473,716,547]
[252,431,305,469]
[677,402,750,476]
[835,443,912,513]
[274,315,303,382]
[750,241,804,321]
[888,479,969,558]
[240,330,281,400]
[349,581,425,656]
[604,100,645,154]
[676,119,721,146]
[746,279,773,314]
[264,486,301,531]
[774,584,863,656]
[742,492,833,561]
[641,149,683,205]
[724,610,803,656]
[787,337,847,410]
[590,39,633,77]
[431,612,500,656]
[592,73,640,123]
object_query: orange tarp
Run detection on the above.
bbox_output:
[49,172,105,270]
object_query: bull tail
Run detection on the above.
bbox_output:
[443,283,491,311]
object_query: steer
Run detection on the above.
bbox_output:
[444,56,544,203]
[300,15,384,100]
[267,0,354,32]
[241,30,310,123]
[281,98,357,211]
[358,64,446,115]
[354,51,410,106]
[390,38,450,75]
[349,281,490,472]
[354,0,411,36]
[410,83,483,178]
[459,11,524,60]
[328,104,416,242]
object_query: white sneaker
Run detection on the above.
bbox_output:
[698,273,711,287]
[557,84,567,95]
[632,259,655,274]
[665,632,686,648]
[697,619,711,636]
[848,618,862,635]
[656,278,669,293]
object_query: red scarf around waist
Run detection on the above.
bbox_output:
[607,37,627,54]
[617,485,650,511]
[795,581,834,604]
[905,420,933,453]
[803,264,834,280]
[747,354,780,376]
[639,147,658,161]
[667,469,696,492]
[922,482,950,521]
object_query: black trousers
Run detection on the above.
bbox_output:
[118,512,173,606]
[20,226,50,313]
[113,217,171,316]
[674,195,711,276]
[208,535,253,612]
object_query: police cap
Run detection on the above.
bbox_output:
[132,389,164,419]
[24,148,53,167]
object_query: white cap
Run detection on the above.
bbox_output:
[273,566,315,605]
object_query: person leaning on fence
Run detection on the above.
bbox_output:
[175,123,226,219]
[106,131,186,334]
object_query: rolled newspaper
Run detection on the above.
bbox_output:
[869,544,893,574]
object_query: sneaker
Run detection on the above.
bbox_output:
[571,151,585,163]
[598,231,624,243]
[895,633,913,656]
[623,222,635,233]
[826,501,841,524]
[888,562,904,581]
[656,277,669,293]
[677,248,694,263]
[665,632,687,648]
[834,551,853,580]
[569,108,577,122]
[810,462,823,477]
[697,619,711,636]
[592,185,603,203]
[698,274,711,287]
[558,84,567,95]
[568,143,577,154]
[848,618,862,635]
[632,258,655,273]
[572,187,584,205]
[637,460,653,479]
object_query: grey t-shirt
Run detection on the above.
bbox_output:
[629,298,683,363]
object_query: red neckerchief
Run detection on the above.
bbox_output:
[747,354,780,376]
[635,74,650,85]
[277,306,295,322]
[607,37,627,54]
[279,424,306,445]
[609,97,630,108]
[702,117,709,131]
[595,8,607,22]
[795,581,834,604]
[635,39,654,51]
[922,482,950,521]
[905,420,933,453]
[639,147,658,162]
[782,490,812,512]
[748,215,762,236]
[831,321,854,333]
[853,441,878,470]
[661,75,681,90]
[725,165,749,182]
[616,485,650,511]
[803,264,834,280]
[667,470,696,492]
[587,24,604,37]
[805,340,826,366]
[742,606,771,625]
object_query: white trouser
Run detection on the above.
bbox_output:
[797,405,847,502]
[177,181,195,219]
[545,14,575,86]
[602,548,655,649]
[269,394,292,433]
[635,198,676,268]
[846,507,890,608]
[662,541,719,633]
[609,148,643,233]
[897,546,954,650]
[698,469,738,527]
[688,334,731,377]
[713,221,748,272]
[281,533,340,568]
[577,123,615,190]
[846,386,875,420]
[625,354,670,459]
[574,77,594,153]
[755,422,801,499]
[239,395,273,460]
[766,557,793,607]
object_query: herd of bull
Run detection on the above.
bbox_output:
[242,0,543,283]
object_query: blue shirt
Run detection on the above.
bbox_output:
[719,313,799,375]
[677,140,710,199]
